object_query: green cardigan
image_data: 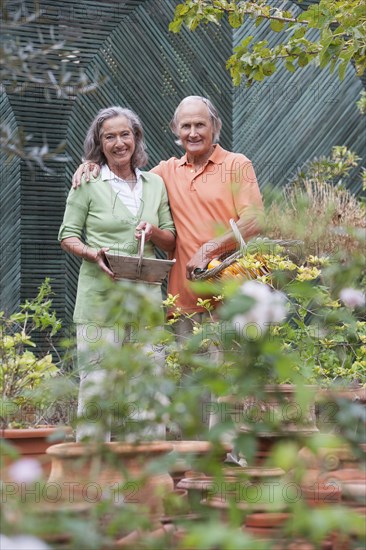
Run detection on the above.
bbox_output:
[58,171,175,324]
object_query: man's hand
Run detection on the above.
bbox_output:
[186,248,214,280]
[72,162,100,188]
[186,213,263,279]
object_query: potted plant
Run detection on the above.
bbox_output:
[0,279,75,476]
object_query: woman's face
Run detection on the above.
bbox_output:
[100,115,136,172]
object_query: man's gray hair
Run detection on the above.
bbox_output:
[83,106,148,169]
[169,96,222,145]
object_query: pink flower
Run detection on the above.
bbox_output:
[8,458,43,483]
[339,288,365,309]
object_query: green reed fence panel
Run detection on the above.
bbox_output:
[1,0,364,333]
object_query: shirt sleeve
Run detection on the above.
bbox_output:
[58,187,89,241]
[231,157,263,218]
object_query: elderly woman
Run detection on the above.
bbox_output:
[59,106,176,440]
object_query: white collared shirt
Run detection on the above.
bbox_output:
[101,164,142,216]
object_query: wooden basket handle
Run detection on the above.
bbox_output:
[229,218,247,252]
[137,229,145,278]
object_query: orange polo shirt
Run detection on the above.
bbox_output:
[151,144,263,314]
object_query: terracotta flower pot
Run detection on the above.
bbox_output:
[203,466,288,515]
[316,386,366,441]
[169,440,232,486]
[301,481,342,507]
[341,479,366,506]
[317,386,366,404]
[1,426,73,480]
[46,440,174,517]
[29,501,94,546]
[180,465,288,522]
[162,488,190,518]
[244,525,281,539]
[176,476,214,513]
[183,470,207,479]
[112,523,176,549]
[219,385,318,465]
[222,465,285,479]
[220,385,318,435]
[245,511,290,528]
[298,444,366,490]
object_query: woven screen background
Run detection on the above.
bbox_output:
[0,94,21,314]
[1,0,365,332]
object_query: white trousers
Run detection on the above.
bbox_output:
[76,324,166,442]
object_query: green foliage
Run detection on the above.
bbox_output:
[0,278,63,428]
[160,202,365,549]
[170,0,366,85]
[357,90,366,115]
[272,271,366,386]
[263,147,366,257]
[1,1,101,97]
[292,146,361,187]
[0,126,71,174]
[1,239,365,547]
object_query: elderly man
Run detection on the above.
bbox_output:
[73,96,263,327]
[151,96,262,331]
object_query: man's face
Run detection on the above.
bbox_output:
[176,100,214,160]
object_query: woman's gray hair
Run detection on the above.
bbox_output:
[83,106,148,169]
[170,96,222,145]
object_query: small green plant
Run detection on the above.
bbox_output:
[263,147,365,257]
[357,90,366,115]
[270,266,366,387]
[0,278,63,428]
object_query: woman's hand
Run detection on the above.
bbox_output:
[135,222,175,252]
[61,238,115,279]
[135,221,153,241]
[72,162,100,188]
[95,247,115,279]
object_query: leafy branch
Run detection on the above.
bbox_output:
[1,125,70,172]
[1,2,104,96]
[169,0,366,85]
[1,0,105,169]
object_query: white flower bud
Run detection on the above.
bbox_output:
[339,288,365,309]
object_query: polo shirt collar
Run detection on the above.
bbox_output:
[177,144,225,167]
